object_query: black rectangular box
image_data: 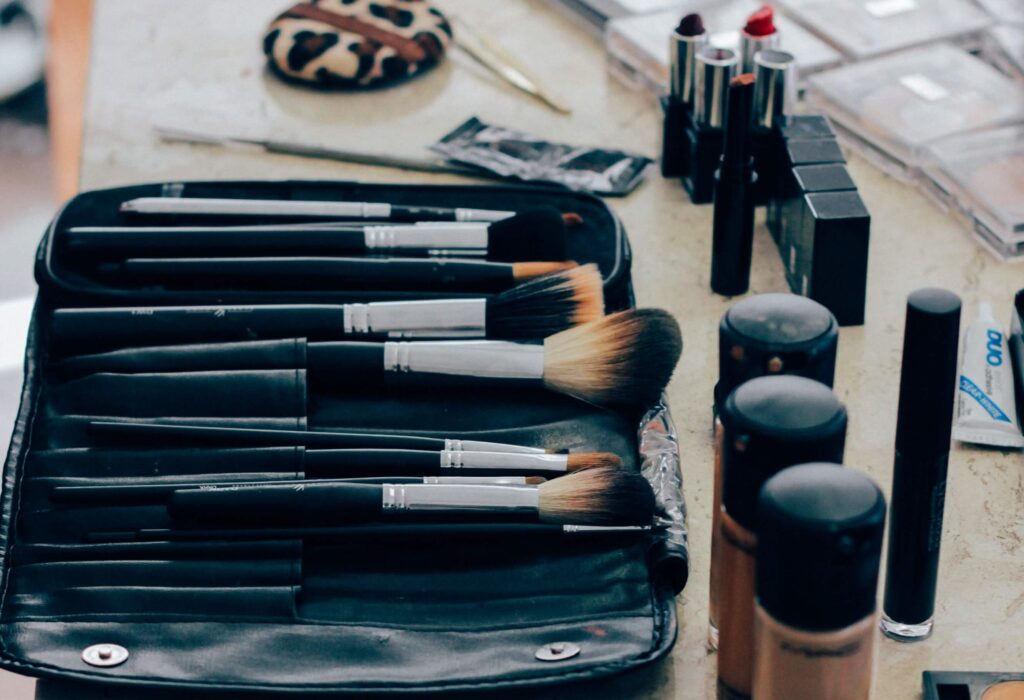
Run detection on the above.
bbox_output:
[682,110,723,205]
[769,138,847,243]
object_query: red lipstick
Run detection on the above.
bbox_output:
[744,5,776,38]
[740,4,780,72]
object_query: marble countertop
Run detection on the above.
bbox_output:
[75,1,1024,697]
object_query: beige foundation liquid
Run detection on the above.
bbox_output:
[752,464,886,700]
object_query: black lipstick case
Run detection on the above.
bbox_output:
[0,180,686,695]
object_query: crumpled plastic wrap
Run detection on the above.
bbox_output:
[638,397,689,594]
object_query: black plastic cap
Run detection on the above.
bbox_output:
[757,464,886,631]
[720,375,847,531]
[488,207,567,262]
[715,293,838,407]
[894,288,961,457]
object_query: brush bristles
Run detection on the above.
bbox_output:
[524,476,547,485]
[566,452,624,472]
[487,264,604,339]
[538,467,655,525]
[512,261,577,281]
[542,309,682,407]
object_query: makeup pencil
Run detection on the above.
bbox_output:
[119,196,516,223]
[67,207,572,262]
[166,467,656,527]
[50,264,604,345]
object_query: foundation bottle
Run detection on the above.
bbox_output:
[753,463,886,700]
[716,375,847,699]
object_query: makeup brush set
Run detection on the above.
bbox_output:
[0,180,687,692]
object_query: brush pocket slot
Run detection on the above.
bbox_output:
[34,416,310,449]
[50,338,307,378]
[41,369,308,420]
[26,446,305,478]
[11,540,302,566]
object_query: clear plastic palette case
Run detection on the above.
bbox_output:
[985,25,1024,80]
[806,44,1024,179]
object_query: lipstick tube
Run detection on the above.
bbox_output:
[662,17,708,177]
[882,288,961,641]
[739,6,780,74]
[753,464,886,700]
[752,50,795,129]
[694,47,737,128]
[708,294,838,649]
[714,375,847,697]
[669,23,707,106]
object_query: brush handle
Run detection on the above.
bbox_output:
[85,421,548,454]
[305,342,385,385]
[305,449,438,477]
[116,257,518,292]
[168,482,384,526]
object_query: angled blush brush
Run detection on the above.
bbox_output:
[51,264,603,345]
[167,466,657,527]
[68,207,571,262]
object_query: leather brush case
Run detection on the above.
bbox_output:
[1,180,687,694]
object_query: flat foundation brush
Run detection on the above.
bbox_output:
[306,308,682,407]
[68,208,571,262]
[51,264,603,344]
[110,257,575,293]
[167,466,657,527]
[86,421,556,455]
[119,196,516,223]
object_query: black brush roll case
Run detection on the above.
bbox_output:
[0,180,687,694]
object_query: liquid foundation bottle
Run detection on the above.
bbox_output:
[753,463,886,700]
[716,375,847,699]
[710,294,838,649]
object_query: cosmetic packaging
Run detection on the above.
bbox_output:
[739,5,779,73]
[715,375,847,696]
[953,303,1023,449]
[753,464,885,700]
[924,671,1024,700]
[882,288,961,641]
[684,46,738,204]
[751,49,796,206]
[661,16,707,177]
[767,115,841,243]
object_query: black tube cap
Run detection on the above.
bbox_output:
[720,375,847,531]
[895,289,962,457]
[716,293,838,409]
[757,464,886,631]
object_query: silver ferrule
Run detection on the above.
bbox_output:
[363,222,489,256]
[454,208,515,222]
[423,476,531,485]
[753,49,796,129]
[445,438,547,455]
[119,197,393,219]
[694,47,738,128]
[670,31,708,104]
[382,341,545,380]
[562,525,651,534]
[440,451,569,473]
[343,299,487,338]
[381,483,540,514]
[740,31,779,74]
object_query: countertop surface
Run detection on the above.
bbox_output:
[28,0,1024,697]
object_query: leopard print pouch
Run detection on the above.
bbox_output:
[263,0,452,89]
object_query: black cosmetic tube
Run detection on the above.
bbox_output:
[881,288,961,641]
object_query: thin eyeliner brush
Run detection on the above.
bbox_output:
[86,421,556,455]
[119,196,516,223]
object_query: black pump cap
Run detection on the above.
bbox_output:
[757,464,886,631]
[721,376,847,531]
[716,294,838,408]
[894,288,961,457]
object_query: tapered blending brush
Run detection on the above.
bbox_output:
[306,308,682,407]
[67,207,572,262]
[167,466,657,527]
[51,264,604,345]
[111,257,576,293]
[87,421,556,455]
[119,196,517,223]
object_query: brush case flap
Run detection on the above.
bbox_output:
[0,180,685,693]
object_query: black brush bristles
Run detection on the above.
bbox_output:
[538,467,656,525]
[488,207,569,262]
[486,264,604,339]
[543,308,682,407]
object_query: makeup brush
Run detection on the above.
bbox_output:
[167,466,657,527]
[304,308,682,407]
[86,421,556,455]
[51,475,547,506]
[119,196,516,223]
[67,207,572,262]
[51,264,603,345]
[110,257,576,293]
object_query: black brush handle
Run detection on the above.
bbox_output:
[305,449,439,478]
[66,226,370,256]
[117,258,517,292]
[167,482,383,527]
[51,305,348,346]
[305,342,385,386]
[87,421,446,450]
